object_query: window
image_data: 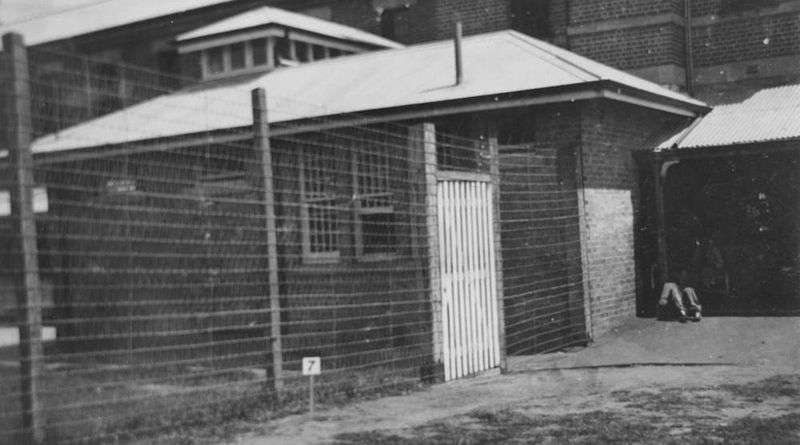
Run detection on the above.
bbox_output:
[300,148,340,262]
[296,41,310,62]
[251,39,268,66]
[353,148,396,258]
[207,46,225,74]
[202,40,275,79]
[298,142,397,263]
[230,42,246,70]
[312,45,326,60]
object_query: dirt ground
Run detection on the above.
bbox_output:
[226,317,800,445]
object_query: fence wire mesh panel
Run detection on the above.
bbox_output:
[0,40,593,444]
[498,145,587,355]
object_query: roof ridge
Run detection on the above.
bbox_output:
[178,4,402,48]
[503,31,601,81]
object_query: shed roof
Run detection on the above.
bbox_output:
[657,83,800,151]
[177,6,402,49]
[32,30,708,155]
[0,0,236,47]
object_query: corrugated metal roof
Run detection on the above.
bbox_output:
[0,0,236,47]
[32,30,707,155]
[177,6,402,49]
[657,83,800,151]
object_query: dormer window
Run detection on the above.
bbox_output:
[192,36,364,79]
[207,47,225,74]
[176,6,402,81]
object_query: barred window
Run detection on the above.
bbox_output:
[300,148,340,263]
[353,148,396,259]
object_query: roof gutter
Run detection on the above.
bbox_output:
[601,89,698,118]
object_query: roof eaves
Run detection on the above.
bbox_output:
[29,82,609,160]
[600,80,711,117]
[653,137,800,160]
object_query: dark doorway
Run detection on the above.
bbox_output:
[661,150,800,315]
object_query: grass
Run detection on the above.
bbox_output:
[1,360,425,445]
[333,375,800,445]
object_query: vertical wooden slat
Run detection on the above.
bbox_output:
[251,88,283,392]
[436,181,450,381]
[439,181,450,380]
[446,182,457,379]
[466,182,480,375]
[461,182,473,376]
[484,182,500,367]
[475,183,486,373]
[465,182,475,375]
[458,182,469,377]
[454,182,465,378]
[449,182,462,378]
[476,183,489,370]
[476,183,488,368]
[3,32,45,445]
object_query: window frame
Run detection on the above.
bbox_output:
[299,147,342,264]
[351,147,398,261]
[200,39,276,80]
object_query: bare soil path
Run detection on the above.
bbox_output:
[227,317,800,445]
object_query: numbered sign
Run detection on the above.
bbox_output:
[302,357,321,376]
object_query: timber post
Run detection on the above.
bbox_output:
[486,122,507,373]
[251,88,284,392]
[3,32,45,445]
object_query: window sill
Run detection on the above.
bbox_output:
[357,253,399,263]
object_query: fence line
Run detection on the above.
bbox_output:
[1,34,588,444]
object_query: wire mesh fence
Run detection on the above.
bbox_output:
[1,37,589,444]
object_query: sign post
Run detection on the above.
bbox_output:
[302,357,321,415]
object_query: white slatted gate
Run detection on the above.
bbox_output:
[437,176,500,381]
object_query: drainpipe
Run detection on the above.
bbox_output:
[684,0,694,95]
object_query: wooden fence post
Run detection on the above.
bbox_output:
[409,123,443,376]
[3,32,45,445]
[486,123,507,373]
[251,88,283,392]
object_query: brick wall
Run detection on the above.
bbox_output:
[328,0,385,40]
[692,11,800,67]
[570,23,685,70]
[578,100,686,337]
[691,0,785,17]
[498,105,588,355]
[433,0,512,40]
[569,0,683,25]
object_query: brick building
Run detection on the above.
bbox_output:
[3,0,795,351]
[4,0,798,108]
[1,30,705,373]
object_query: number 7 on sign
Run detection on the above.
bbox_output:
[302,357,321,376]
